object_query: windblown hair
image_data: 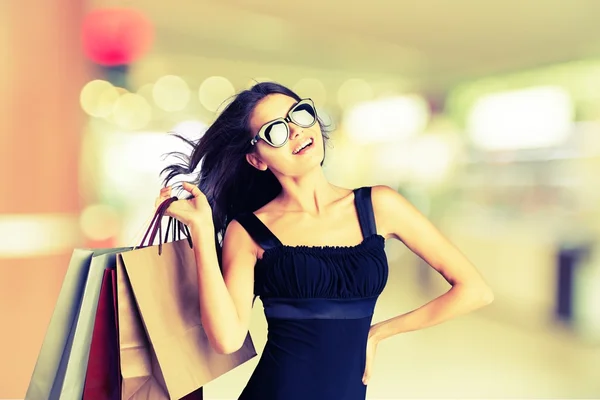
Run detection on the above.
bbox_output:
[161,82,331,264]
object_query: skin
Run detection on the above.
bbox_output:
[156,93,494,386]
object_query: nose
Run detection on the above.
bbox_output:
[288,122,303,139]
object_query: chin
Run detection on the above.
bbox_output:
[285,155,324,177]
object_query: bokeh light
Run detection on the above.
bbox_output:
[468,86,573,150]
[79,203,121,241]
[112,92,152,130]
[80,80,120,118]
[343,95,430,143]
[152,75,191,112]
[136,83,155,105]
[199,76,236,113]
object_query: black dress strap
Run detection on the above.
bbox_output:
[353,187,377,239]
[234,212,282,251]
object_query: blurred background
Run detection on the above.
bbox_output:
[2,0,600,398]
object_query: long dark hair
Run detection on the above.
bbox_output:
[161,81,331,261]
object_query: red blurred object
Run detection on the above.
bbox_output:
[81,8,154,66]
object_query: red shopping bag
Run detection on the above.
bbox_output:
[82,268,120,400]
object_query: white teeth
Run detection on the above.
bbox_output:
[293,138,313,154]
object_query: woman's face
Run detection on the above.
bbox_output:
[247,94,324,177]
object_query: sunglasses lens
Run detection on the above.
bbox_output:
[291,103,317,127]
[264,121,288,146]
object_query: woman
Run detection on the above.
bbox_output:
[156,82,494,400]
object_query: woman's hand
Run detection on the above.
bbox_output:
[362,327,380,385]
[155,182,213,229]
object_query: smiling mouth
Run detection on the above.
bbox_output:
[292,138,314,155]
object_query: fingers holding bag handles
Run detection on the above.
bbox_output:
[154,182,213,229]
[140,182,213,253]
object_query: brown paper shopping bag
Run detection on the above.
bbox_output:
[116,255,171,399]
[116,240,205,399]
[120,231,257,399]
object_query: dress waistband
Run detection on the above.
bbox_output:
[261,296,378,320]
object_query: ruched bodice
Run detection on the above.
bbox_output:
[234,187,389,400]
[255,234,388,300]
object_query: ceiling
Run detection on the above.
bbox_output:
[93,0,600,96]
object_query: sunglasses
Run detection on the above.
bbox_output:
[250,98,318,148]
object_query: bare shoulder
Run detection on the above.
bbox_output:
[370,184,403,207]
[370,185,421,240]
[222,218,259,259]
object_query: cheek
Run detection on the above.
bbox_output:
[314,126,324,139]
[313,128,325,148]
[257,145,286,165]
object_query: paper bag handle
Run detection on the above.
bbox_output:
[138,196,175,248]
[163,215,193,245]
[137,196,194,254]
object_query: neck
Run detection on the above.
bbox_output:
[275,167,344,215]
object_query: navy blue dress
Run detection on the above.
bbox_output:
[234,187,389,400]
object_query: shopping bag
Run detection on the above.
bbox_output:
[121,197,257,399]
[117,255,205,400]
[25,248,124,400]
[82,268,120,400]
[58,250,128,399]
[117,252,171,399]
[117,199,206,400]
